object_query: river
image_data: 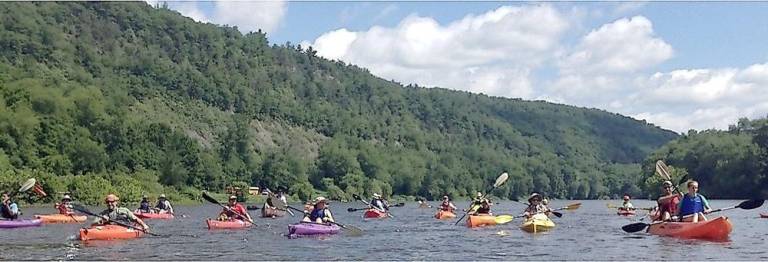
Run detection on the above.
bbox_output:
[1,200,766,260]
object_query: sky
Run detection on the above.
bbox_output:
[152,1,768,133]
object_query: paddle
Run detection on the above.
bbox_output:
[622,199,765,233]
[656,160,688,193]
[9,178,37,198]
[549,202,582,218]
[284,205,363,236]
[201,192,255,225]
[268,193,295,217]
[606,203,654,211]
[347,202,405,212]
[455,172,509,225]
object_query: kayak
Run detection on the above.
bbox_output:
[79,224,144,241]
[418,203,430,208]
[363,209,388,219]
[647,216,732,240]
[288,222,341,236]
[617,209,636,216]
[466,214,496,228]
[206,219,251,229]
[520,214,556,233]
[760,213,768,218]
[261,207,285,218]
[133,212,174,219]
[434,210,456,220]
[0,219,42,228]
[35,214,88,224]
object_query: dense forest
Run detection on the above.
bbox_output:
[0,2,678,204]
[640,118,768,199]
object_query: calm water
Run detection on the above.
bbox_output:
[1,200,767,260]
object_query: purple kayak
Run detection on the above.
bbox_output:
[0,219,42,228]
[288,222,341,236]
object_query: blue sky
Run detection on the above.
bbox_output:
[159,1,768,132]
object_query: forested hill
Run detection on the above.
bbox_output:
[0,2,677,204]
[640,118,768,199]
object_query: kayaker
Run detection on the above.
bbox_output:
[263,196,279,217]
[656,180,681,221]
[302,196,335,223]
[439,195,457,212]
[218,195,251,221]
[523,193,551,218]
[276,188,288,204]
[619,194,635,211]
[370,193,389,212]
[1,192,20,220]
[94,194,150,231]
[676,181,712,222]
[54,194,74,215]
[155,194,174,214]
[136,195,153,213]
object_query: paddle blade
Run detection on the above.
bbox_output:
[622,222,650,233]
[551,211,562,218]
[564,202,582,210]
[347,207,358,212]
[72,203,96,216]
[18,178,36,192]
[201,192,221,205]
[495,215,514,224]
[736,199,764,210]
[493,172,509,188]
[269,195,286,210]
[393,203,405,207]
[676,174,688,187]
[656,160,671,180]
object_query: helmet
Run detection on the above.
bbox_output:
[159,194,166,199]
[528,193,542,202]
[105,194,119,202]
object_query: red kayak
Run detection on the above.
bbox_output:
[206,219,251,229]
[760,213,768,218]
[363,209,388,219]
[647,216,732,240]
[134,212,174,219]
[617,209,636,216]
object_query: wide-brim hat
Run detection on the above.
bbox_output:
[528,193,542,202]
[315,196,327,203]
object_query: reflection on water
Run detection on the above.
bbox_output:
[0,200,766,260]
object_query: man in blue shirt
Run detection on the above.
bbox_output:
[1,192,20,220]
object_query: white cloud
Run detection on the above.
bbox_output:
[160,1,287,34]
[306,4,569,98]
[560,16,673,74]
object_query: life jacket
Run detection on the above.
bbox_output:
[1,204,17,220]
[138,201,151,212]
[440,201,451,211]
[476,204,491,214]
[57,202,73,215]
[309,208,326,221]
[155,200,168,210]
[103,207,133,224]
[679,194,704,216]
[370,199,387,211]
[658,194,680,215]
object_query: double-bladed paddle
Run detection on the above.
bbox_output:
[621,199,765,233]
[201,192,255,225]
[347,202,405,212]
[455,172,509,225]
[267,193,295,217]
[352,194,394,218]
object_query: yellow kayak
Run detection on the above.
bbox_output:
[520,214,555,233]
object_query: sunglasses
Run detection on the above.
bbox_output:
[106,201,116,203]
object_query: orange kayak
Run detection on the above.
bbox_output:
[466,214,496,228]
[133,212,174,219]
[206,219,251,229]
[363,209,388,219]
[434,210,456,220]
[647,216,732,240]
[35,214,87,224]
[79,225,144,241]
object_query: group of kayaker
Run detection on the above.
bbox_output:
[135,194,174,215]
[613,180,712,222]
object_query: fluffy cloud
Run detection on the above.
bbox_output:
[305,5,569,98]
[559,16,673,74]
[159,1,287,34]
